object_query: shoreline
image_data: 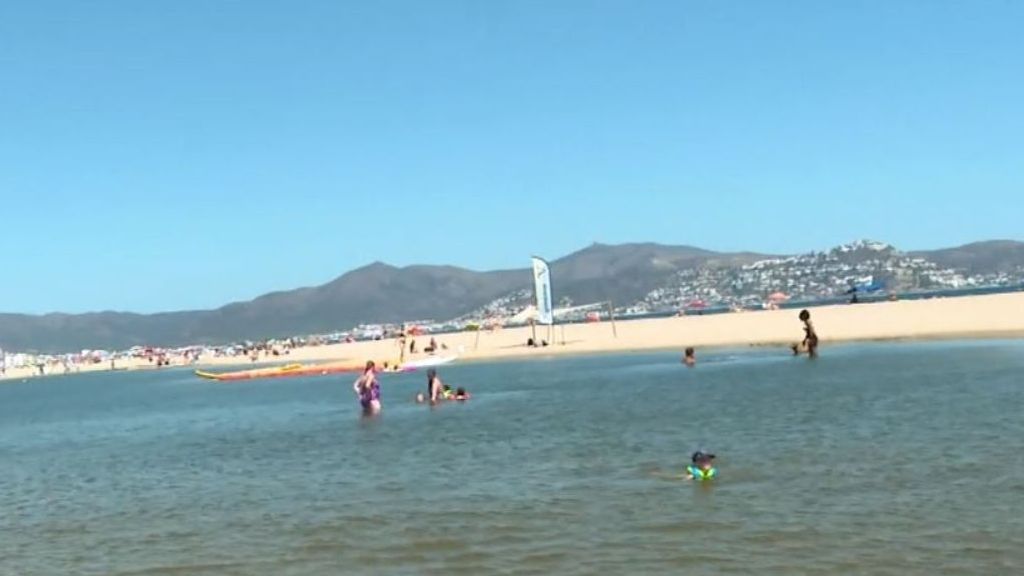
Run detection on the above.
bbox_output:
[3,292,1024,381]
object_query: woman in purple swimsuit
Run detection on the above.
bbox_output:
[353,360,381,415]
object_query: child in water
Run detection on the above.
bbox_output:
[685,451,717,481]
[791,309,819,358]
[454,387,471,401]
[682,347,696,367]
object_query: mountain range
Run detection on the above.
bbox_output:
[2,240,1022,353]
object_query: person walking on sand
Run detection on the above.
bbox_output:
[353,361,382,415]
[791,309,819,358]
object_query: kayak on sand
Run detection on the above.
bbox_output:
[195,356,459,381]
[195,362,365,382]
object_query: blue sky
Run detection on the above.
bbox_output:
[1,1,1021,314]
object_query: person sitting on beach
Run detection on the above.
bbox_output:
[682,347,696,367]
[791,309,819,358]
[424,337,438,354]
[685,451,717,481]
[353,361,382,415]
[427,368,444,403]
[454,387,471,401]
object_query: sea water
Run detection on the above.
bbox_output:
[2,341,1023,575]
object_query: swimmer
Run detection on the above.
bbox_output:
[454,387,471,401]
[441,384,454,400]
[685,451,717,481]
[352,360,381,415]
[682,347,696,367]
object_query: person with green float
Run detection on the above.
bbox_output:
[685,451,717,481]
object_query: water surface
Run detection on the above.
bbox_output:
[2,341,1023,575]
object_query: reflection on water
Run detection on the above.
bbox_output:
[2,342,1024,575]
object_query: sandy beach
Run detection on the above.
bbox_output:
[3,291,1023,381]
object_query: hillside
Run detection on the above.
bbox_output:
[0,240,1020,352]
[913,241,1024,275]
[545,242,770,306]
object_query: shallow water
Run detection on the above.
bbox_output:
[2,341,1023,575]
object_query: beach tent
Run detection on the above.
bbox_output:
[846,281,884,294]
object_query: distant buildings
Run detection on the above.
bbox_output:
[454,240,1024,320]
[631,240,1023,313]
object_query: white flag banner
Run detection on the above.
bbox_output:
[531,256,554,325]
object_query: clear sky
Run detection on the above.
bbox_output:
[1,1,1021,314]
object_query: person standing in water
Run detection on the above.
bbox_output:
[353,361,381,415]
[792,309,819,358]
[682,347,696,367]
[427,368,444,403]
